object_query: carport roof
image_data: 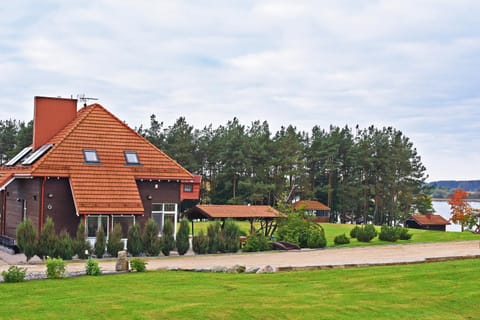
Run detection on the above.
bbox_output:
[187,205,286,220]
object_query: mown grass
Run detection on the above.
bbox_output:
[1,259,479,319]
[190,221,479,247]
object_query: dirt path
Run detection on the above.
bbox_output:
[2,240,480,274]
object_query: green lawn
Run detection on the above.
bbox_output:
[1,259,479,319]
[190,221,480,247]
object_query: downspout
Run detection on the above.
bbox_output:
[1,190,6,235]
[39,176,47,233]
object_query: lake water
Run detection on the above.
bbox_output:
[432,200,480,232]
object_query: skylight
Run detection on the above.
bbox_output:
[124,151,140,165]
[5,146,32,166]
[22,144,53,165]
[83,149,100,163]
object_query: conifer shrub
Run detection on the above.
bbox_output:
[127,223,143,256]
[56,230,74,260]
[130,258,147,272]
[334,233,350,245]
[207,221,222,254]
[37,217,57,259]
[399,227,413,240]
[2,266,27,283]
[107,223,124,257]
[176,218,190,255]
[85,257,101,276]
[73,222,91,259]
[223,219,241,253]
[45,257,66,279]
[242,233,271,252]
[379,225,400,242]
[192,230,209,254]
[16,218,37,261]
[94,228,106,258]
[161,219,175,256]
[356,224,378,242]
[142,219,161,256]
[350,225,361,239]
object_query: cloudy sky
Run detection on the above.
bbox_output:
[1,1,479,181]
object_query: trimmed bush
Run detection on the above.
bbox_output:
[307,224,327,248]
[85,258,101,276]
[192,230,209,254]
[56,230,74,260]
[356,224,378,242]
[45,257,66,279]
[399,228,413,240]
[73,222,91,259]
[242,233,271,252]
[107,223,124,257]
[379,225,400,242]
[2,266,27,283]
[176,219,190,256]
[276,213,327,248]
[161,219,175,256]
[223,219,241,253]
[37,217,57,259]
[16,218,37,261]
[130,258,147,272]
[142,219,161,256]
[334,233,350,245]
[350,225,361,238]
[127,223,143,256]
[94,228,106,258]
[207,222,222,254]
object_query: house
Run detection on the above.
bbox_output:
[404,214,450,231]
[292,200,331,222]
[0,96,200,245]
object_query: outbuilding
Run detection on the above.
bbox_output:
[404,214,450,231]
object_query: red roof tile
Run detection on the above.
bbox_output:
[189,205,286,219]
[408,214,450,226]
[293,200,330,211]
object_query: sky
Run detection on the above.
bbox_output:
[1,0,479,182]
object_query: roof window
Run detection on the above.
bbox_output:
[124,151,140,165]
[83,149,100,163]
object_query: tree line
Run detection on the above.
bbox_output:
[0,115,431,225]
[137,115,431,225]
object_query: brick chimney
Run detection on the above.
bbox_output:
[33,96,77,150]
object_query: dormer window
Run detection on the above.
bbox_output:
[83,149,100,163]
[124,151,140,165]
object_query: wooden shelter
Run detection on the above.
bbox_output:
[186,204,286,237]
[293,200,331,222]
[404,214,450,231]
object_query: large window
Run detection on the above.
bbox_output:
[112,216,135,238]
[87,215,108,238]
[151,203,177,235]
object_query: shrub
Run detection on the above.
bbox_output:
[276,213,326,248]
[2,266,27,283]
[207,222,222,254]
[142,219,161,256]
[130,258,147,272]
[306,224,327,248]
[37,217,57,259]
[356,224,377,242]
[161,219,175,256]
[334,233,350,245]
[45,257,66,279]
[16,218,37,261]
[107,223,124,257]
[56,230,74,260]
[94,228,106,258]
[242,233,271,252]
[350,225,361,239]
[85,258,101,276]
[399,227,413,240]
[192,230,209,254]
[379,225,400,242]
[127,223,143,256]
[73,222,91,259]
[223,219,241,253]
[176,219,190,255]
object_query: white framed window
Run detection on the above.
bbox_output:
[151,203,177,237]
[112,215,135,239]
[86,215,109,238]
[83,149,100,163]
[124,151,140,165]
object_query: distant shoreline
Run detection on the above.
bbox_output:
[432,198,480,202]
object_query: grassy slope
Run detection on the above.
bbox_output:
[1,259,479,319]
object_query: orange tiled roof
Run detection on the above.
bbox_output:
[293,200,330,211]
[408,214,450,226]
[189,205,286,219]
[2,103,193,215]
